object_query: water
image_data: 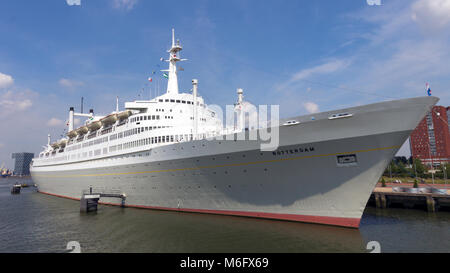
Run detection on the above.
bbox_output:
[1,178,449,253]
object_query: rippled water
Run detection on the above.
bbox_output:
[0,178,449,253]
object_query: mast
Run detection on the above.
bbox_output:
[192,79,198,140]
[163,29,186,95]
[236,88,244,131]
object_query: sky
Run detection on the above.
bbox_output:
[0,0,450,168]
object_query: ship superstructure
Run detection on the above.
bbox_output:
[31,30,438,228]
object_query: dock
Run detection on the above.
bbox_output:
[369,186,450,212]
[80,187,126,212]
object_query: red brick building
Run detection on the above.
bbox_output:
[410,105,450,166]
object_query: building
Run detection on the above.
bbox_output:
[11,152,34,176]
[410,106,450,166]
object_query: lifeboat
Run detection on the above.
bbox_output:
[51,142,60,149]
[87,120,101,131]
[117,110,132,120]
[58,139,67,148]
[76,126,88,135]
[67,130,78,138]
[101,114,118,126]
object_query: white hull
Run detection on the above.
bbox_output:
[31,96,438,228]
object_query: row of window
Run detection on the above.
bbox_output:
[66,125,172,153]
[112,134,194,152]
[157,98,205,107]
[130,115,161,123]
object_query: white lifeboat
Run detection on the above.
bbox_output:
[76,126,89,135]
[58,139,67,148]
[101,114,118,126]
[117,110,132,120]
[67,130,78,138]
[87,120,101,131]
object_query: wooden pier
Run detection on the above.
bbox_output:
[369,187,450,212]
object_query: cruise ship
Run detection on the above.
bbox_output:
[30,30,438,228]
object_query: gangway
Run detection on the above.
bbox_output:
[80,187,126,212]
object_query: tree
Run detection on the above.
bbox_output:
[381,177,386,187]
[413,158,427,177]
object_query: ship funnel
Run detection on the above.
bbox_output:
[68,107,74,131]
[237,88,244,104]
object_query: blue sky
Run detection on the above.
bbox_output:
[1,0,450,167]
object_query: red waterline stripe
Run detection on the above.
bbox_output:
[38,191,360,228]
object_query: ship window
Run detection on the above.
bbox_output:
[337,154,357,167]
[176,100,180,103]
[170,99,175,102]
[182,100,186,104]
[165,99,169,102]
[144,116,147,120]
[159,99,163,102]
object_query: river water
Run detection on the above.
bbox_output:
[1,178,449,253]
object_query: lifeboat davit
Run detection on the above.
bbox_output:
[76,126,88,135]
[87,120,101,131]
[101,114,118,126]
[117,110,132,120]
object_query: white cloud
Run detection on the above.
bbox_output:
[17,99,33,110]
[47,118,65,127]
[303,102,319,114]
[412,0,450,31]
[275,59,350,93]
[0,72,14,89]
[113,0,138,10]
[0,90,35,113]
[66,0,81,6]
[59,78,84,88]
[290,60,350,82]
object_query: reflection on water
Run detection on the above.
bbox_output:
[1,178,449,253]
